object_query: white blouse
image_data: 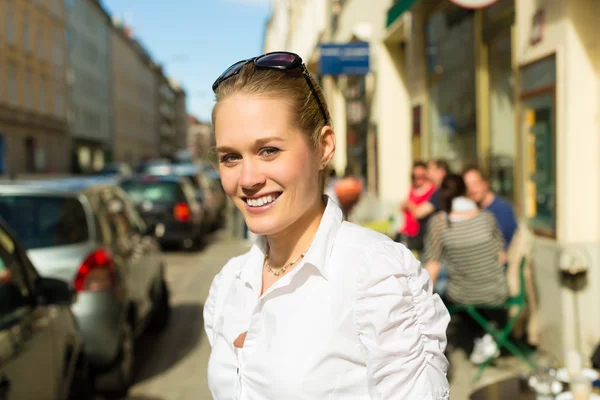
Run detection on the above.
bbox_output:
[204,199,450,399]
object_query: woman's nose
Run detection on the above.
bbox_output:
[239,160,265,189]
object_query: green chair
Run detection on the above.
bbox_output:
[447,256,537,382]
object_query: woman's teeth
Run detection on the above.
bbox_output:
[246,194,278,207]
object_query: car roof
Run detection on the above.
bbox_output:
[121,174,184,184]
[0,176,119,195]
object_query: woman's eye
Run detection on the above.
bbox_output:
[260,147,280,157]
[219,154,240,164]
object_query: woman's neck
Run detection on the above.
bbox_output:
[266,197,326,267]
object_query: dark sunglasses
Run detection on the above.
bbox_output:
[212,51,329,125]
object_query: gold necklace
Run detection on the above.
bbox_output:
[264,250,307,276]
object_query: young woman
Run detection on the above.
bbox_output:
[204,52,450,399]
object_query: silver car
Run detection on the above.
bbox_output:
[0,178,171,396]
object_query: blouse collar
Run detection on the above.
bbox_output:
[239,196,343,290]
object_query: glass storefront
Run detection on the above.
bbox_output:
[485,2,516,201]
[426,5,477,172]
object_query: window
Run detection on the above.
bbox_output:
[52,28,63,66]
[36,24,45,60]
[120,180,185,204]
[99,190,134,240]
[39,75,48,113]
[53,83,64,117]
[22,10,31,53]
[0,196,89,249]
[65,26,73,49]
[519,56,556,238]
[24,68,33,109]
[7,62,18,106]
[426,5,477,172]
[0,224,32,323]
[5,0,15,45]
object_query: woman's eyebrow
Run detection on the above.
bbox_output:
[216,136,284,153]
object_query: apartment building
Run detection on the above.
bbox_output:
[156,69,177,157]
[65,0,112,173]
[171,80,188,152]
[111,23,158,166]
[0,0,69,174]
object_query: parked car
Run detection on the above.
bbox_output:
[120,175,205,249]
[0,217,94,399]
[0,178,170,396]
[171,164,226,231]
[96,162,133,179]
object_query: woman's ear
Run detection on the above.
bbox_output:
[319,126,336,170]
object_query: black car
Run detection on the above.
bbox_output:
[0,218,94,399]
[120,175,204,249]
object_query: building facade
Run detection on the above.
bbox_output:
[0,0,70,174]
[267,0,600,365]
[65,0,112,173]
[110,23,158,166]
[382,0,600,364]
[171,80,188,152]
[187,115,212,161]
[155,69,177,157]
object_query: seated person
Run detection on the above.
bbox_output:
[423,173,509,365]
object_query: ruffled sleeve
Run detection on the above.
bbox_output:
[354,241,450,399]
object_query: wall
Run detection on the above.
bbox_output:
[516,0,600,362]
[111,29,157,165]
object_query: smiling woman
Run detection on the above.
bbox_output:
[204,51,451,400]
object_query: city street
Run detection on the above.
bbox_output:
[123,230,250,400]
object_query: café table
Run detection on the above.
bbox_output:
[470,377,536,399]
[470,376,600,399]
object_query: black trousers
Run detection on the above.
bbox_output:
[444,298,508,354]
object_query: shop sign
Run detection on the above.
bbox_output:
[319,42,370,76]
[448,0,498,9]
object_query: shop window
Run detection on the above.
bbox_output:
[519,56,556,237]
[488,24,515,202]
[426,4,477,172]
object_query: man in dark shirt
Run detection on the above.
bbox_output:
[463,166,518,248]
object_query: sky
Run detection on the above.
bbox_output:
[101,0,271,122]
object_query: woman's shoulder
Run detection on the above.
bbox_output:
[337,221,418,275]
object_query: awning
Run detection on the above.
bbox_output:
[386,0,418,28]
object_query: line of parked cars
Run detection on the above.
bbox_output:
[0,160,226,399]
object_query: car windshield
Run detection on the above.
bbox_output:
[120,181,184,203]
[0,196,89,249]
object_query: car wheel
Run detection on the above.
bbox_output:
[100,320,135,397]
[68,353,95,400]
[149,279,171,332]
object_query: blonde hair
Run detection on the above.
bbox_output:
[211,62,333,189]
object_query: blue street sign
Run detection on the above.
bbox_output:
[319,42,370,76]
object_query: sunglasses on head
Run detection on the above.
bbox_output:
[212,51,329,125]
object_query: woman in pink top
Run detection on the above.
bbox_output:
[397,161,436,251]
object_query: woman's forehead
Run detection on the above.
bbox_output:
[215,94,300,147]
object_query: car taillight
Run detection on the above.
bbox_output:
[174,202,191,222]
[74,249,115,292]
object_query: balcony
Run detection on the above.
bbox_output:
[386,0,417,28]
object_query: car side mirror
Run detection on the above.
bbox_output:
[36,277,75,305]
